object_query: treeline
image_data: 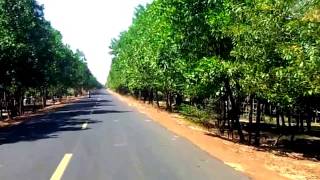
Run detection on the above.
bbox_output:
[0,0,100,119]
[107,0,320,145]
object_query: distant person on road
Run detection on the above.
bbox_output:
[88,91,91,98]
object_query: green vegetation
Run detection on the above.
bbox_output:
[108,0,320,149]
[0,0,100,119]
[179,104,211,123]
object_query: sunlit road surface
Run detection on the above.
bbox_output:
[0,89,249,180]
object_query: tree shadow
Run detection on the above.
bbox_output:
[257,138,320,161]
[74,99,117,109]
[205,132,320,161]
[0,97,129,145]
[51,109,130,117]
[92,110,130,114]
[0,117,101,145]
[205,132,239,143]
[74,99,112,104]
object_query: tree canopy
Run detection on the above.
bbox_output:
[0,0,100,118]
[107,0,320,145]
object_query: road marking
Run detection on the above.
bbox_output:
[113,120,119,122]
[171,135,179,141]
[113,143,127,147]
[171,137,178,141]
[82,122,88,129]
[50,154,73,180]
[145,119,151,122]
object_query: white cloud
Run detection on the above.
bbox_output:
[38,0,151,84]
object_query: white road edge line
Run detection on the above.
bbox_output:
[82,122,88,129]
[50,153,73,180]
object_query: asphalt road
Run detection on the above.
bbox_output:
[0,89,249,180]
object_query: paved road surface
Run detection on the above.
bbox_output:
[0,89,249,180]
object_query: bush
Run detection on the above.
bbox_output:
[178,104,211,124]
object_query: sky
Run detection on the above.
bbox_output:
[38,0,151,84]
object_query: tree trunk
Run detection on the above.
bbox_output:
[281,111,286,127]
[18,94,24,116]
[42,88,47,108]
[42,96,46,108]
[254,100,261,146]
[300,115,304,132]
[166,91,171,111]
[148,89,154,105]
[248,95,254,144]
[306,106,312,132]
[10,98,17,118]
[287,110,295,143]
[138,90,142,100]
[227,100,231,138]
[276,107,280,129]
[32,97,36,112]
[296,110,300,130]
[133,90,138,99]
[169,92,173,112]
[142,90,147,103]
[176,94,183,107]
[4,91,11,120]
[6,103,11,119]
[0,99,2,120]
[0,92,3,120]
[234,109,243,141]
[155,91,160,108]
[306,116,312,132]
[287,110,292,127]
[224,79,244,142]
[16,88,24,116]
[220,100,227,136]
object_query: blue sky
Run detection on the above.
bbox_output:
[38,0,151,84]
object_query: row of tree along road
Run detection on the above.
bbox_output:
[107,0,320,157]
[0,0,101,120]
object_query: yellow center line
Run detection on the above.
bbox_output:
[82,122,88,129]
[50,153,73,180]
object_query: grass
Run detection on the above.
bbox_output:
[177,104,213,125]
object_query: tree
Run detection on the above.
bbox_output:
[0,0,100,118]
[107,0,320,146]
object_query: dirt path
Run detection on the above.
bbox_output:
[109,90,320,180]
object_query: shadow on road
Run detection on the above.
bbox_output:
[0,97,128,146]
